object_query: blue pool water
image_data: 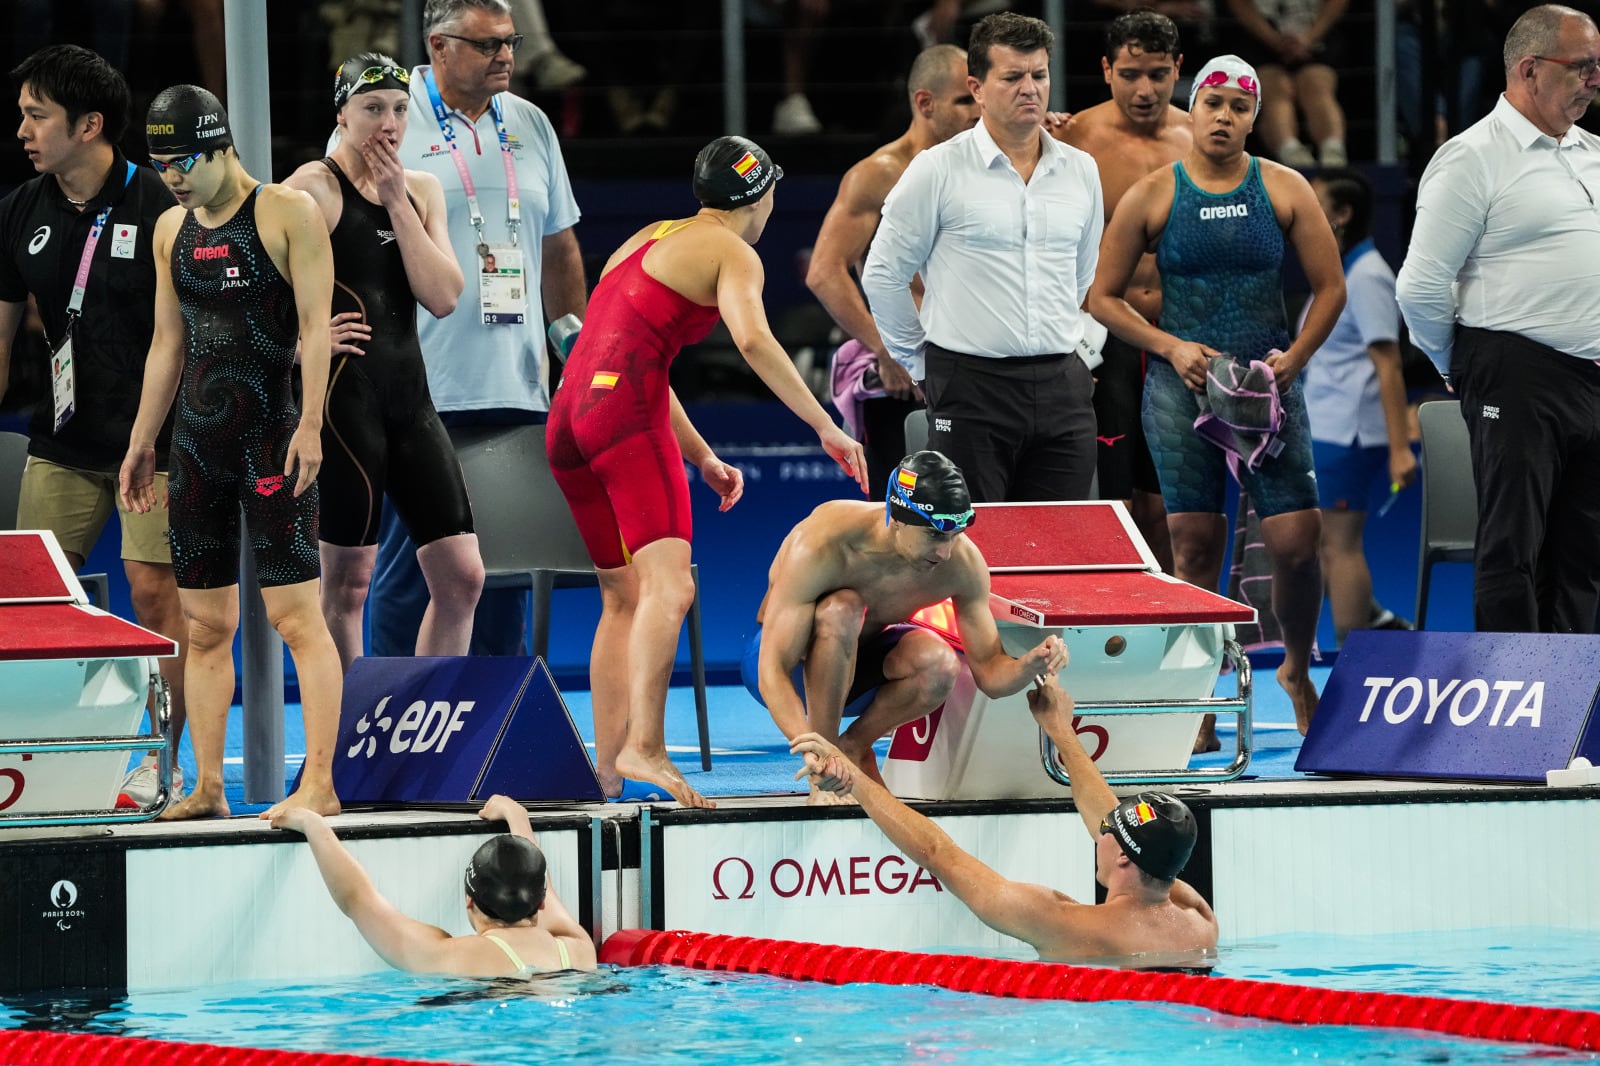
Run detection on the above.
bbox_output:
[5,929,1597,1064]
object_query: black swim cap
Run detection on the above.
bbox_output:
[1103,792,1197,882]
[464,835,548,923]
[333,52,411,111]
[146,84,232,156]
[886,450,975,533]
[693,136,783,209]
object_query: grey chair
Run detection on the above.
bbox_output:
[903,408,929,453]
[451,423,712,770]
[1415,400,1477,629]
[0,430,109,608]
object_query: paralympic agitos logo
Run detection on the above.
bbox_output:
[711,854,944,901]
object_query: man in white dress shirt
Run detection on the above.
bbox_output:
[1396,3,1600,635]
[862,12,1104,503]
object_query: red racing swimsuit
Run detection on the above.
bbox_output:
[547,220,721,569]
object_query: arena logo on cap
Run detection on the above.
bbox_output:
[732,151,763,183]
[147,122,175,136]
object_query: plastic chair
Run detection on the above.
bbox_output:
[903,409,929,453]
[1415,400,1477,629]
[0,431,109,608]
[450,424,712,770]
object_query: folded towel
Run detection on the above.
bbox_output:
[1193,353,1285,475]
[829,338,886,439]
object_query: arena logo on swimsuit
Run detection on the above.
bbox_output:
[710,854,943,901]
[1198,204,1249,221]
[1356,676,1544,728]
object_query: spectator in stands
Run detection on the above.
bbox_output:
[792,674,1218,963]
[1300,168,1417,645]
[507,0,587,91]
[1225,0,1349,166]
[751,0,828,134]
[271,795,597,977]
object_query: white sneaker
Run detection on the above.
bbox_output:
[773,93,823,135]
[531,50,587,91]
[1276,140,1316,168]
[116,759,184,809]
[1318,140,1348,167]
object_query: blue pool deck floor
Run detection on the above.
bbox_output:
[177,663,1323,815]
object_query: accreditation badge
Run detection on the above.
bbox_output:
[50,332,76,433]
[479,245,527,325]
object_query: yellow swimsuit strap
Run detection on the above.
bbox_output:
[651,218,698,240]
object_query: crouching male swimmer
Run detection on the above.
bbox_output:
[745,449,1068,802]
[270,794,596,977]
[792,674,1218,962]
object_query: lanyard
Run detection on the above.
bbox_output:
[422,67,521,249]
[66,160,137,321]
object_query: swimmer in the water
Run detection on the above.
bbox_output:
[270,794,596,977]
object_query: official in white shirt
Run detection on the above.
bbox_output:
[862,12,1104,503]
[1395,3,1600,635]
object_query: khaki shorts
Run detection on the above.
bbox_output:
[17,457,173,564]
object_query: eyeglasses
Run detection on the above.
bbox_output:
[1534,55,1600,80]
[149,151,205,174]
[438,32,525,57]
[885,479,974,534]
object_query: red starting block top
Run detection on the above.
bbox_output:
[990,570,1256,627]
[0,604,177,661]
[965,501,1156,572]
[0,531,81,603]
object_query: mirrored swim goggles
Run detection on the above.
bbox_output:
[335,64,412,107]
[885,478,975,534]
[149,150,205,173]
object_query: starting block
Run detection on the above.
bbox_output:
[0,531,178,826]
[882,502,1255,801]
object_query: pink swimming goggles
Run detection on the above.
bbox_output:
[1198,69,1258,95]
[1189,55,1262,115]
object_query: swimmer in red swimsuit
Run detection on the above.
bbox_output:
[547,135,869,808]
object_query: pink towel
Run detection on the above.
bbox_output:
[829,338,886,439]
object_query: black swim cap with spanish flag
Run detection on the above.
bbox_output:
[693,135,783,209]
[885,450,974,534]
[1103,792,1198,881]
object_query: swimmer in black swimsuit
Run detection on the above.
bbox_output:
[120,85,344,822]
[285,53,481,671]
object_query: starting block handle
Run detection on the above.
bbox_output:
[1038,638,1253,787]
[0,666,175,827]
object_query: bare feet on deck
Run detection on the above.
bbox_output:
[1192,713,1222,754]
[1278,664,1321,735]
[260,786,342,822]
[158,786,230,821]
[615,748,715,808]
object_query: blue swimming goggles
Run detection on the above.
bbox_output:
[885,477,975,534]
[149,151,205,174]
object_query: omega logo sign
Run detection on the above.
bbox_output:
[711,854,944,901]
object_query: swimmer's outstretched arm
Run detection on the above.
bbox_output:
[950,559,1069,696]
[790,733,1098,958]
[271,806,458,973]
[477,796,597,967]
[1027,677,1117,838]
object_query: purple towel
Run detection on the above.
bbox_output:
[1193,354,1285,476]
[829,338,886,439]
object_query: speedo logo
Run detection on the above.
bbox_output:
[1199,204,1248,220]
[193,244,230,260]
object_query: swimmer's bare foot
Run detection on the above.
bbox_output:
[159,785,230,821]
[1192,713,1221,754]
[615,748,715,809]
[1279,665,1321,735]
[260,785,341,822]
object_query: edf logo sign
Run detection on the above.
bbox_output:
[347,696,476,760]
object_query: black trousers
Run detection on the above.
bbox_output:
[922,343,1097,503]
[859,394,924,500]
[1453,326,1600,633]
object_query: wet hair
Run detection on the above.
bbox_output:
[1104,9,1183,64]
[908,43,967,99]
[1314,167,1373,246]
[1503,4,1589,75]
[967,12,1055,82]
[424,0,512,38]
[464,835,548,924]
[10,44,131,143]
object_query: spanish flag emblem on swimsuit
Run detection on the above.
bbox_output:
[732,150,761,181]
[591,371,620,390]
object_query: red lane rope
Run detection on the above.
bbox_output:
[0,1030,469,1066]
[599,929,1600,1053]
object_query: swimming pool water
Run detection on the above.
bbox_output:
[5,929,1598,1065]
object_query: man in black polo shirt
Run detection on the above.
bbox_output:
[0,45,188,806]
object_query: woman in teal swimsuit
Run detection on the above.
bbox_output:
[1087,54,1346,748]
